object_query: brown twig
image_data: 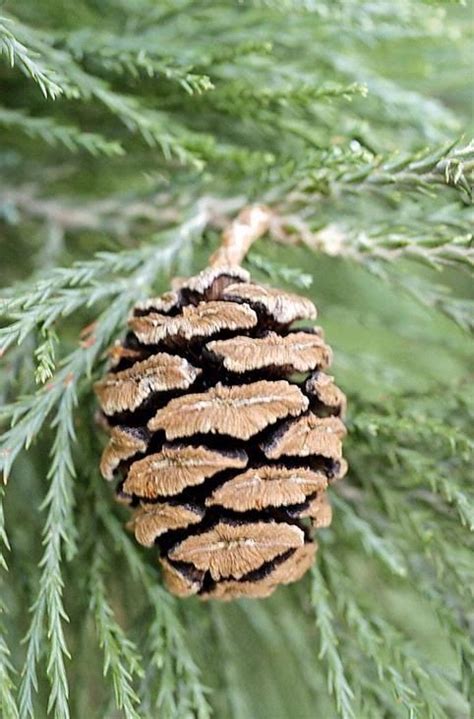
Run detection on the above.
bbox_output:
[209,204,273,267]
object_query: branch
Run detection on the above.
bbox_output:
[0,629,17,719]
[0,107,124,157]
[89,551,143,719]
[0,17,63,99]
[323,555,424,717]
[1,14,213,168]
[0,186,173,238]
[275,219,473,272]
[0,200,215,356]
[100,508,211,718]
[310,566,355,719]
[286,141,473,204]
[209,204,272,267]
[0,489,18,719]
[332,495,407,577]
[18,385,77,719]
[63,29,214,95]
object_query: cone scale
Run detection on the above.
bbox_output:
[95,207,347,600]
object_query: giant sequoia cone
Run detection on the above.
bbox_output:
[95,207,347,600]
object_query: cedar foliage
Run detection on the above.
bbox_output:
[0,1,473,717]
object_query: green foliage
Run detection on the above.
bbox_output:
[0,1,472,718]
[0,17,63,99]
[0,107,124,157]
[89,550,143,719]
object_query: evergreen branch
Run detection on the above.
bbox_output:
[323,555,426,718]
[350,397,473,536]
[2,15,212,167]
[351,405,473,458]
[0,246,154,317]
[271,208,473,332]
[11,272,172,714]
[352,260,474,333]
[377,449,473,533]
[310,566,355,719]
[0,194,233,314]
[211,79,366,116]
[381,483,473,614]
[402,272,471,334]
[100,51,215,95]
[65,32,214,95]
[0,630,18,719]
[427,475,474,531]
[0,107,124,157]
[140,593,179,718]
[0,17,63,99]
[18,384,77,719]
[0,280,129,356]
[0,186,178,237]
[0,488,10,571]
[0,489,19,719]
[0,200,212,357]
[350,141,473,200]
[238,598,326,699]
[2,203,210,713]
[17,581,45,719]
[196,39,274,67]
[147,589,211,719]
[210,606,250,719]
[89,550,143,719]
[411,574,474,704]
[418,529,473,605]
[322,51,459,137]
[351,449,473,595]
[391,274,474,334]
[100,508,211,719]
[324,490,472,715]
[1,297,140,477]
[419,549,473,633]
[1,287,151,478]
[1,389,60,478]
[294,222,474,273]
[287,141,473,203]
[63,26,271,75]
[33,326,58,385]
[247,252,313,289]
[87,84,211,168]
[332,495,408,577]
[252,0,450,31]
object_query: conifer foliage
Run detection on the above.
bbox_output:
[0,1,472,718]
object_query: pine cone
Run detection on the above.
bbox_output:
[95,266,347,600]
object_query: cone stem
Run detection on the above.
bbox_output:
[209,204,272,267]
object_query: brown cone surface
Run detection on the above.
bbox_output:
[95,267,347,600]
[94,353,201,416]
[148,380,308,440]
[206,331,332,373]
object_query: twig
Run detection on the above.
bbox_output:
[208,204,273,267]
